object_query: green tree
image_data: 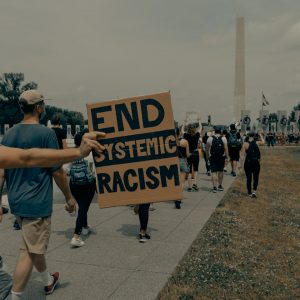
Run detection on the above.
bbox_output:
[0,73,38,124]
[288,102,300,122]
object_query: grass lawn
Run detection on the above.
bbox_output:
[158,147,300,300]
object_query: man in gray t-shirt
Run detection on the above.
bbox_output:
[0,90,76,299]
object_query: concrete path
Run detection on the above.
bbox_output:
[1,165,236,300]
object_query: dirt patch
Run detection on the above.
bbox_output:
[158,147,300,300]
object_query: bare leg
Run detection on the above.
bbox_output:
[232,160,237,173]
[211,172,218,188]
[218,171,224,186]
[12,250,34,293]
[31,253,47,272]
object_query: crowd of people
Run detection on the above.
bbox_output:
[0,88,285,299]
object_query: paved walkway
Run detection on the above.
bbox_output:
[1,165,236,300]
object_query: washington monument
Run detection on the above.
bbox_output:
[234,17,245,122]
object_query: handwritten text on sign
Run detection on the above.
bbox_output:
[87,92,182,208]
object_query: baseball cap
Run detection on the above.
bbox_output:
[19,90,47,105]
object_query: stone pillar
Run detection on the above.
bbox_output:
[234,17,246,122]
[67,125,72,139]
[75,125,80,134]
[277,110,287,134]
[259,110,269,133]
[4,124,9,134]
[241,110,251,132]
[295,111,300,133]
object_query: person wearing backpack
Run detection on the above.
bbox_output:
[240,132,264,198]
[69,131,96,247]
[206,127,229,193]
[226,124,242,177]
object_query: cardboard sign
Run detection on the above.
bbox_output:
[87,91,182,208]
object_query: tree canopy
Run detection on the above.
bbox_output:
[0,73,85,133]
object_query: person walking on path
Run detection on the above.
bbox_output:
[206,127,229,193]
[226,124,242,177]
[175,127,191,208]
[138,203,151,243]
[0,131,105,300]
[240,132,264,198]
[0,90,77,299]
[51,114,67,149]
[183,122,201,191]
[69,131,96,247]
[202,132,211,176]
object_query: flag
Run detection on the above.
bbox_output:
[262,93,270,106]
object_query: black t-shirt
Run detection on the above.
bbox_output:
[183,132,200,152]
[52,127,67,149]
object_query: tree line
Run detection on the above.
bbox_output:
[0,73,85,134]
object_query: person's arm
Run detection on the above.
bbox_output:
[256,133,265,146]
[52,167,76,212]
[205,138,211,160]
[62,139,68,149]
[238,142,247,169]
[0,131,105,169]
[181,139,191,158]
[0,169,5,222]
[223,138,229,160]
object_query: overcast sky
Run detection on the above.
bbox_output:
[1,0,300,124]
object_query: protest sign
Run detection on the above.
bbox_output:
[87,91,182,208]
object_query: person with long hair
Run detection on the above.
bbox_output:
[175,127,191,208]
[183,123,201,191]
[240,132,264,198]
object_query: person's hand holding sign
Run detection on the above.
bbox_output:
[79,131,106,158]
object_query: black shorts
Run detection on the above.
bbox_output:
[210,156,225,172]
[228,147,240,161]
[187,150,200,173]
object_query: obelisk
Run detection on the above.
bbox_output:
[234,17,245,122]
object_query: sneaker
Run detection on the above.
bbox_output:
[144,233,151,240]
[174,201,181,209]
[82,226,91,236]
[232,171,236,177]
[192,184,199,191]
[2,207,9,214]
[217,185,224,191]
[13,219,21,230]
[187,188,193,192]
[44,272,60,295]
[149,204,156,211]
[251,192,257,198]
[212,187,218,193]
[207,171,211,176]
[70,237,85,247]
[139,234,149,243]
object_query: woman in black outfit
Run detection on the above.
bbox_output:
[240,132,264,198]
[183,123,201,191]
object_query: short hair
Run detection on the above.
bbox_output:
[20,103,37,114]
[230,124,236,130]
[214,127,221,134]
[51,114,61,125]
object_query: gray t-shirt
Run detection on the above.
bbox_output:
[2,124,60,218]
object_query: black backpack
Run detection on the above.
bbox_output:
[228,131,241,148]
[246,141,260,162]
[211,136,224,157]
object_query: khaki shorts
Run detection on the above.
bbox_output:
[16,217,51,255]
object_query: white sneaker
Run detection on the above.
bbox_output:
[70,237,85,247]
[82,226,91,236]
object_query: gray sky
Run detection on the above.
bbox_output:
[1,0,300,124]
